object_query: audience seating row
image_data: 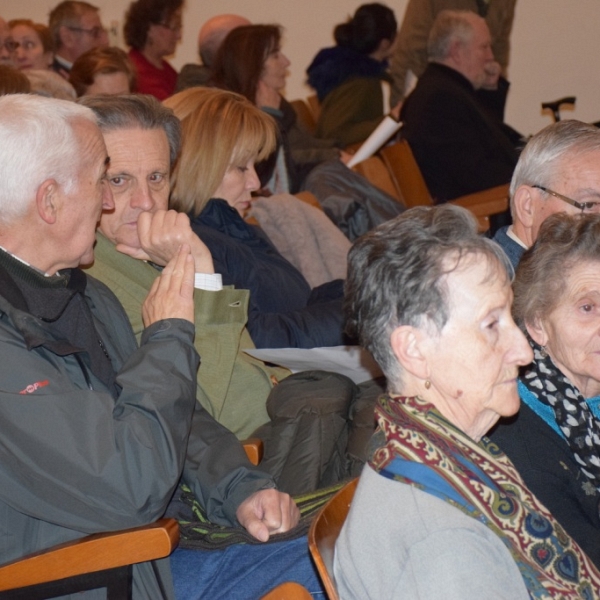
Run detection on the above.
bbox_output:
[291,96,510,233]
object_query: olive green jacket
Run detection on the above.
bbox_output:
[87,234,290,439]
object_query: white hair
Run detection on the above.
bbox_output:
[427,10,476,62]
[0,94,96,225]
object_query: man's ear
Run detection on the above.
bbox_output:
[525,317,548,348]
[390,325,430,380]
[36,179,59,225]
[513,185,536,230]
[447,38,464,65]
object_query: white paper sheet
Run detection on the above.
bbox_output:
[346,116,403,168]
[243,345,383,384]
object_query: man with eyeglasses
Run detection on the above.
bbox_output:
[48,0,108,79]
[493,119,600,268]
[0,17,16,67]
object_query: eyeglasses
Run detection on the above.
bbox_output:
[532,185,600,213]
[68,26,106,39]
[2,40,18,52]
[157,20,182,32]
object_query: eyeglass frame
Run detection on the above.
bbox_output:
[2,39,18,52]
[67,25,106,39]
[156,20,182,31]
[532,184,600,213]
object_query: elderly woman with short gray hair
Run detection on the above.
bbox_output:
[335,204,600,599]
[491,211,600,571]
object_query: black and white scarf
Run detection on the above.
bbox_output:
[521,339,600,488]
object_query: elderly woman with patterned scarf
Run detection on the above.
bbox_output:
[335,204,600,599]
[490,211,600,571]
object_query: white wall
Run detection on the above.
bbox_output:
[5,0,600,135]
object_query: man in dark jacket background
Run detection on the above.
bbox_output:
[400,9,520,203]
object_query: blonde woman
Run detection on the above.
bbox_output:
[164,87,348,349]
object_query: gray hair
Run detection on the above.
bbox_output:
[427,9,476,62]
[0,93,96,225]
[513,212,600,331]
[79,94,181,167]
[49,1,100,50]
[509,120,600,211]
[345,204,512,391]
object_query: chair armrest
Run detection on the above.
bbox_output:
[0,518,179,591]
[243,437,264,465]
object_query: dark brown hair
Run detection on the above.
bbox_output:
[211,24,281,104]
[0,65,31,95]
[123,0,183,50]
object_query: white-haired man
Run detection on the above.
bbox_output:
[493,119,600,268]
[400,9,521,204]
[0,94,321,599]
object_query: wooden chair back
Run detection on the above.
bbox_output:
[379,140,432,208]
[243,437,263,465]
[308,478,358,600]
[379,140,510,232]
[351,156,403,202]
[290,98,317,135]
[295,190,323,211]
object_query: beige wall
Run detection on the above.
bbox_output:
[5,0,600,135]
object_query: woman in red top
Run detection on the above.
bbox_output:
[123,0,181,100]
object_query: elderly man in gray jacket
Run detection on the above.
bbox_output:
[0,94,320,599]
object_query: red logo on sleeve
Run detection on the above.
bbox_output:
[19,380,50,394]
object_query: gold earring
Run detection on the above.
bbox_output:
[424,379,431,390]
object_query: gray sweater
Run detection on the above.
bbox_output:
[334,465,529,599]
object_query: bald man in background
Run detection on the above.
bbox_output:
[176,13,250,92]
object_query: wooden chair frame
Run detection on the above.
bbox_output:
[0,518,178,599]
[308,478,358,600]
[0,439,264,598]
[379,140,510,232]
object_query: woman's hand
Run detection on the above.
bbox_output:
[255,80,281,110]
[142,244,195,326]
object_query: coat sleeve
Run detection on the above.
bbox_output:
[0,315,199,534]
[181,403,277,526]
[246,285,348,349]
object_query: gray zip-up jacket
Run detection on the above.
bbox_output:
[0,267,275,598]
